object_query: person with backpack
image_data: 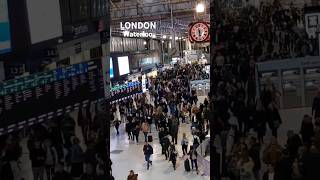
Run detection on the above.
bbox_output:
[143,142,153,170]
[192,134,200,150]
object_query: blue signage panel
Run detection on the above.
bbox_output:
[0,0,11,54]
[110,57,114,78]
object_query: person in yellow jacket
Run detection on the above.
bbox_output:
[141,120,150,142]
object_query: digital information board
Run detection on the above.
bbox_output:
[0,59,104,135]
[110,81,142,103]
[0,0,11,54]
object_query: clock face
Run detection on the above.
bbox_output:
[190,22,209,42]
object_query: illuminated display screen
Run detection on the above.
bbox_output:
[110,57,114,78]
[0,0,11,54]
[118,56,130,75]
[26,0,63,44]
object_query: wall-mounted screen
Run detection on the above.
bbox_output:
[0,0,11,54]
[118,56,130,76]
[26,0,63,44]
[110,57,114,78]
[0,59,104,135]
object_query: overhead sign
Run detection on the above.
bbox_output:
[304,7,320,39]
[0,0,11,54]
[120,21,157,38]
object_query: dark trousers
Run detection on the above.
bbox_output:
[163,148,169,159]
[172,160,176,170]
[115,126,119,135]
[191,159,198,171]
[134,134,139,143]
[32,166,45,180]
[145,154,151,170]
[171,133,178,144]
[127,132,133,140]
[182,144,188,155]
[45,165,54,180]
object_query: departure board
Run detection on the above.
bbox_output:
[0,59,104,135]
[110,81,142,103]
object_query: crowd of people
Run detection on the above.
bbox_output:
[216,0,315,67]
[0,104,111,180]
[209,1,320,180]
[111,63,210,176]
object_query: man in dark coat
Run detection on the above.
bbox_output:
[170,118,179,144]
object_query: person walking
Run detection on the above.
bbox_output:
[170,117,179,144]
[127,170,138,180]
[162,135,171,160]
[126,121,133,140]
[143,142,153,170]
[188,145,199,174]
[158,127,167,155]
[30,140,46,180]
[312,91,320,119]
[69,137,84,180]
[169,145,178,170]
[300,114,314,145]
[181,133,189,156]
[141,120,150,142]
[113,119,121,135]
[44,139,58,180]
[132,124,140,144]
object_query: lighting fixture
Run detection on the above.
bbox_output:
[196,2,205,13]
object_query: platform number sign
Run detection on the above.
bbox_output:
[189,22,209,43]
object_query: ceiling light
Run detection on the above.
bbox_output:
[196,3,205,13]
[162,35,167,39]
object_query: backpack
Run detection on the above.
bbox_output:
[149,145,153,154]
[193,137,199,145]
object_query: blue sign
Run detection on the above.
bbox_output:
[110,58,114,78]
[0,0,11,54]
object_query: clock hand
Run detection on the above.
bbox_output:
[198,29,201,37]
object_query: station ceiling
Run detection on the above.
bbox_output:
[110,0,210,35]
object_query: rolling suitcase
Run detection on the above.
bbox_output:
[184,158,191,172]
[148,135,153,142]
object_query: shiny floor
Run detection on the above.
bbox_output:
[14,103,310,180]
[110,105,311,180]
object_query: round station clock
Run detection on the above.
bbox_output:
[189,22,210,42]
